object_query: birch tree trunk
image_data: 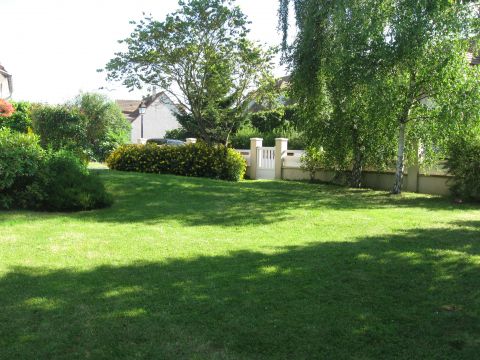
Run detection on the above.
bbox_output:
[351,126,363,188]
[392,121,406,194]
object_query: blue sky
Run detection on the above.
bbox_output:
[1,0,290,104]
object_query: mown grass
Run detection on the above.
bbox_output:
[1,170,479,359]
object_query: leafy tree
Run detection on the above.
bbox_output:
[102,0,275,144]
[279,0,397,187]
[280,0,480,192]
[72,93,131,161]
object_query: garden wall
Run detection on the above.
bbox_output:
[239,137,452,196]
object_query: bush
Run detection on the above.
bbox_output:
[38,151,113,211]
[165,127,193,140]
[0,99,14,117]
[230,124,308,149]
[32,105,88,154]
[446,138,480,201]
[0,128,112,211]
[0,101,32,133]
[301,147,327,181]
[107,142,246,181]
[0,128,45,208]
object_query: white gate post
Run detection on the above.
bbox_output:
[275,138,288,180]
[249,138,263,180]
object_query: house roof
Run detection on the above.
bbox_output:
[116,92,183,122]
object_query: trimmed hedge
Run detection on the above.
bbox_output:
[107,142,247,181]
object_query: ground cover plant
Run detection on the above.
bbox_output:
[1,169,479,359]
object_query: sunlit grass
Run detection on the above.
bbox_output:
[0,170,479,359]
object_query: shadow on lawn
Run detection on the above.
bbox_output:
[1,221,479,359]
[68,170,471,227]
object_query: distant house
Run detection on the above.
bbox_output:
[116,92,182,143]
[0,63,13,99]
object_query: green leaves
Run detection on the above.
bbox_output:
[103,0,275,144]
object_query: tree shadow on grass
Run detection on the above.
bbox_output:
[1,221,479,359]
[73,171,476,227]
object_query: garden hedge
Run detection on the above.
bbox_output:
[107,142,247,181]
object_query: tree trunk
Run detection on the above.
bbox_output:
[392,121,406,194]
[351,127,363,188]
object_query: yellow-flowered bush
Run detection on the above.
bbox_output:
[106,142,246,181]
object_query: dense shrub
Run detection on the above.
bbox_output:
[32,105,88,154]
[107,142,246,181]
[230,124,307,149]
[446,138,480,201]
[0,128,112,211]
[165,127,193,140]
[0,101,32,133]
[0,128,45,208]
[38,151,113,211]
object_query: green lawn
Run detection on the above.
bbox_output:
[1,170,479,359]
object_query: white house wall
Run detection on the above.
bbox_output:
[0,74,10,99]
[130,94,181,143]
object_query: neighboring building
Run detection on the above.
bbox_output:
[116,92,182,143]
[0,63,13,99]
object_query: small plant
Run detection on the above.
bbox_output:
[301,147,327,181]
[0,99,14,118]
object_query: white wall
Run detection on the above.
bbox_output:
[0,74,11,99]
[130,93,181,143]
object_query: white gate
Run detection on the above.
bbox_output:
[256,147,275,179]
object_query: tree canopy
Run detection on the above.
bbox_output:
[103,0,276,144]
[280,0,480,192]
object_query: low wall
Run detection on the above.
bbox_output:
[239,139,452,196]
[280,167,451,196]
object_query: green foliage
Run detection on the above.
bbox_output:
[0,128,45,209]
[0,128,112,211]
[280,0,480,192]
[230,123,307,149]
[300,147,327,181]
[164,127,192,140]
[446,138,480,201]
[31,105,88,155]
[107,142,246,181]
[102,0,275,144]
[0,101,32,133]
[38,151,113,211]
[250,105,301,133]
[72,92,131,161]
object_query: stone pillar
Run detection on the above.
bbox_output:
[406,142,420,192]
[275,138,288,180]
[249,138,263,180]
[186,138,197,144]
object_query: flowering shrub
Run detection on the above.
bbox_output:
[107,142,247,181]
[0,99,14,117]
